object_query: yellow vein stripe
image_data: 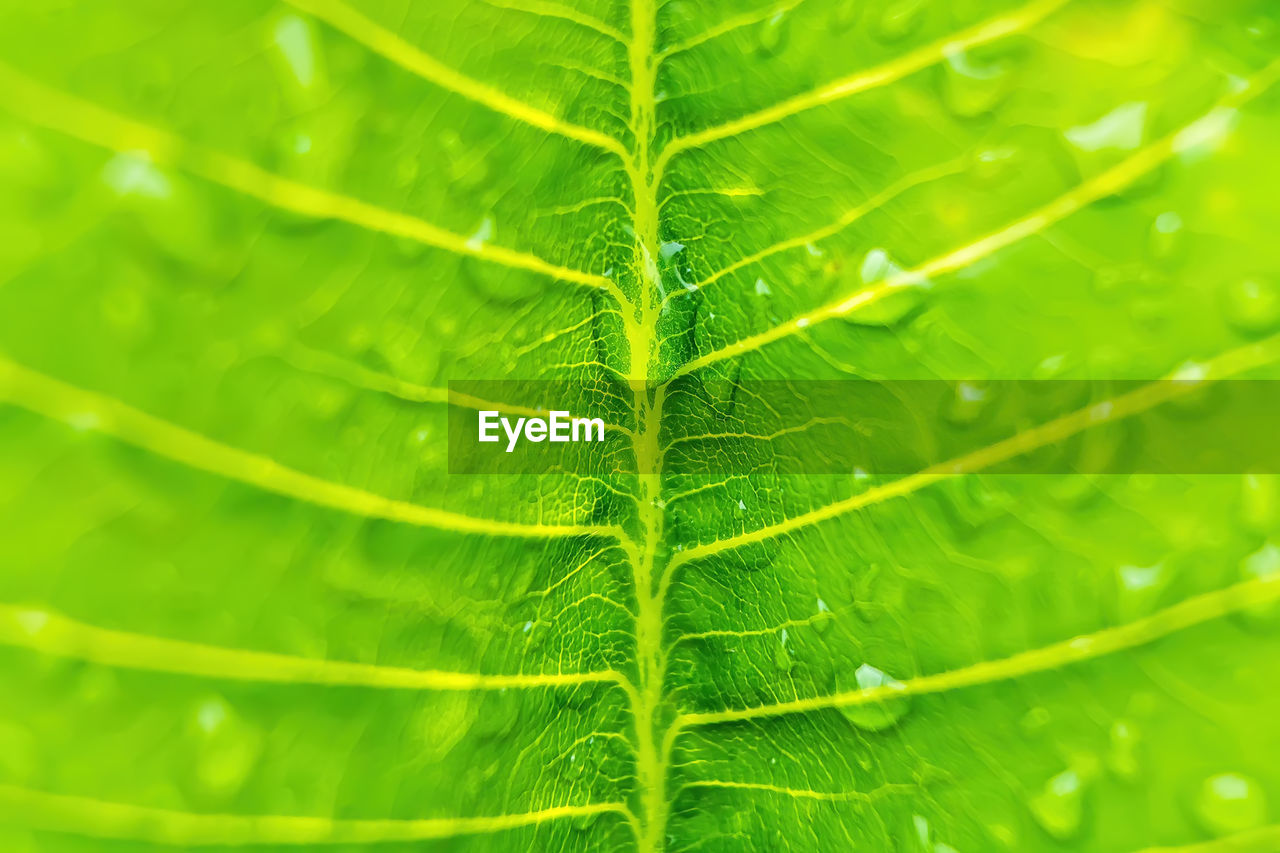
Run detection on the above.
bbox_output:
[0,603,630,693]
[0,62,616,297]
[667,333,1280,570]
[279,343,635,436]
[0,786,634,846]
[677,780,914,802]
[673,572,1280,729]
[667,157,966,303]
[672,61,1280,377]
[0,355,617,540]
[655,0,1070,170]
[1132,824,1280,852]
[280,0,628,157]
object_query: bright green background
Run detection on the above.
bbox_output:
[2,0,1280,850]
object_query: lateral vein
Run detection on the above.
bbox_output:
[0,62,618,297]
[0,603,632,693]
[672,60,1280,377]
[280,0,629,156]
[666,333,1280,570]
[0,355,618,540]
[655,0,1070,172]
[672,572,1280,728]
[0,785,635,845]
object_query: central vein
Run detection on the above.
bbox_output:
[622,0,670,850]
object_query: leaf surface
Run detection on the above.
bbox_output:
[2,0,1280,851]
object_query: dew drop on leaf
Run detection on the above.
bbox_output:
[840,248,931,327]
[939,46,1014,118]
[1193,772,1268,837]
[829,0,860,31]
[101,151,171,200]
[1106,719,1141,781]
[1237,542,1280,628]
[772,643,793,673]
[1029,768,1086,840]
[942,381,990,427]
[837,663,911,731]
[271,14,325,94]
[1240,473,1278,533]
[812,598,834,634]
[1147,211,1185,266]
[1065,102,1147,153]
[1222,277,1280,334]
[875,0,926,42]
[1114,563,1168,621]
[756,11,789,56]
[1019,706,1050,735]
[187,695,263,801]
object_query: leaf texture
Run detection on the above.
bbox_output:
[2,0,1280,851]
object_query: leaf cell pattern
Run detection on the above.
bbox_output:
[2,1,1280,851]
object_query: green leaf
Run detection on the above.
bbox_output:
[2,0,1280,851]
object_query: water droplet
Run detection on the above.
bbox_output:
[1241,473,1279,533]
[273,14,322,90]
[1106,719,1141,781]
[1223,277,1280,334]
[1115,563,1168,621]
[943,381,990,427]
[1147,211,1184,266]
[875,0,926,42]
[829,0,860,31]
[838,663,911,731]
[851,563,885,621]
[466,217,495,251]
[1174,107,1238,162]
[1020,706,1050,734]
[813,599,834,634]
[188,696,263,801]
[756,11,789,55]
[841,248,931,327]
[1238,542,1280,628]
[913,814,931,848]
[659,240,685,260]
[1029,768,1086,840]
[1193,773,1268,837]
[102,151,171,199]
[1033,353,1070,379]
[774,629,793,672]
[940,46,1014,117]
[1065,102,1147,152]
[14,609,50,636]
